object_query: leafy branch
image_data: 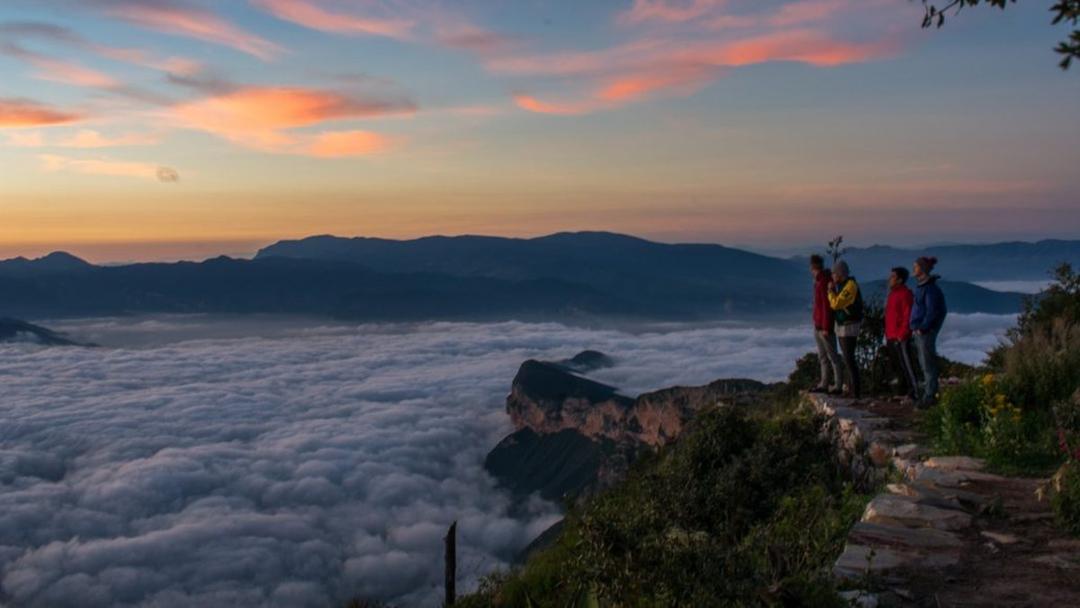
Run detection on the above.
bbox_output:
[920,1,1080,69]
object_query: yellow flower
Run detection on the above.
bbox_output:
[982,374,995,386]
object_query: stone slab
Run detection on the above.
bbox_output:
[863,494,973,531]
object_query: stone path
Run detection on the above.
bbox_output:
[806,393,1080,607]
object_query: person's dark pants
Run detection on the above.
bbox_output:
[914,329,940,404]
[838,335,861,398]
[888,339,919,399]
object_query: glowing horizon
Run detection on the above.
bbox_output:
[2,0,1078,262]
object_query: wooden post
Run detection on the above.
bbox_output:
[444,521,457,606]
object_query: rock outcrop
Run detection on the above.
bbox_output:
[0,318,86,346]
[488,351,768,502]
[506,358,766,447]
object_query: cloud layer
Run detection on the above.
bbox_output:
[0,315,1013,606]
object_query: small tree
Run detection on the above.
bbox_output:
[826,235,847,267]
[919,1,1080,69]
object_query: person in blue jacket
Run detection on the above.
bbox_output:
[910,256,948,408]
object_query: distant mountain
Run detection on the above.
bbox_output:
[861,280,1024,314]
[0,252,93,277]
[797,240,1080,282]
[0,256,634,320]
[256,231,809,309]
[0,233,1032,320]
[0,318,86,346]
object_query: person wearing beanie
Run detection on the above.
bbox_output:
[809,254,843,394]
[885,266,918,401]
[827,260,864,399]
[910,256,948,408]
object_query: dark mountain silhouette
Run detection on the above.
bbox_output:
[0,251,93,277]
[797,240,1080,282]
[0,318,86,346]
[861,279,1023,314]
[0,232,1036,320]
[256,231,809,308]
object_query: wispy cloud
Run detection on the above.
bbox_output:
[253,0,414,39]
[38,153,177,181]
[0,98,82,128]
[99,0,283,60]
[7,129,162,148]
[502,0,907,115]
[253,0,518,56]
[619,0,726,25]
[171,86,412,156]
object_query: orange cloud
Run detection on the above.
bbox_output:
[512,95,605,116]
[171,86,411,155]
[109,2,282,60]
[305,130,394,157]
[254,0,414,39]
[0,98,82,128]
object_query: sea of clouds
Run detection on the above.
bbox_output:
[0,314,1016,607]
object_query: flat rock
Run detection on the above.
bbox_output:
[834,543,959,580]
[863,494,972,531]
[893,443,929,459]
[911,466,1007,488]
[838,590,879,608]
[850,521,964,550]
[1031,553,1080,569]
[923,456,986,472]
[980,531,1021,545]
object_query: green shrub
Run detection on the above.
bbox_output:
[997,318,1080,411]
[459,406,869,607]
[923,375,1060,474]
[1051,461,1080,536]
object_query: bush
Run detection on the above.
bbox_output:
[923,374,1060,474]
[1051,461,1080,536]
[459,406,869,607]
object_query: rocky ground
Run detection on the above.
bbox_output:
[808,393,1080,607]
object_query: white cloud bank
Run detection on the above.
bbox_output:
[0,315,1015,606]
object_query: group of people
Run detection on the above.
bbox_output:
[809,254,948,408]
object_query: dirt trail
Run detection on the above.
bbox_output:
[807,393,1080,607]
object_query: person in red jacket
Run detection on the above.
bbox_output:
[885,266,918,401]
[809,254,843,394]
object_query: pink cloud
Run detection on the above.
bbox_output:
[0,98,82,128]
[254,0,414,39]
[108,2,282,60]
[27,57,118,88]
[619,0,726,25]
[505,0,906,116]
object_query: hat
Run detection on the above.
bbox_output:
[915,256,938,273]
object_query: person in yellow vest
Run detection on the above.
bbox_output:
[827,260,865,398]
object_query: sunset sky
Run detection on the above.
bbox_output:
[1,0,1078,262]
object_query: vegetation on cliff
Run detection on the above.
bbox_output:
[921,264,1080,527]
[460,402,871,607]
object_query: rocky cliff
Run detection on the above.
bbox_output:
[506,358,766,447]
[487,351,769,502]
